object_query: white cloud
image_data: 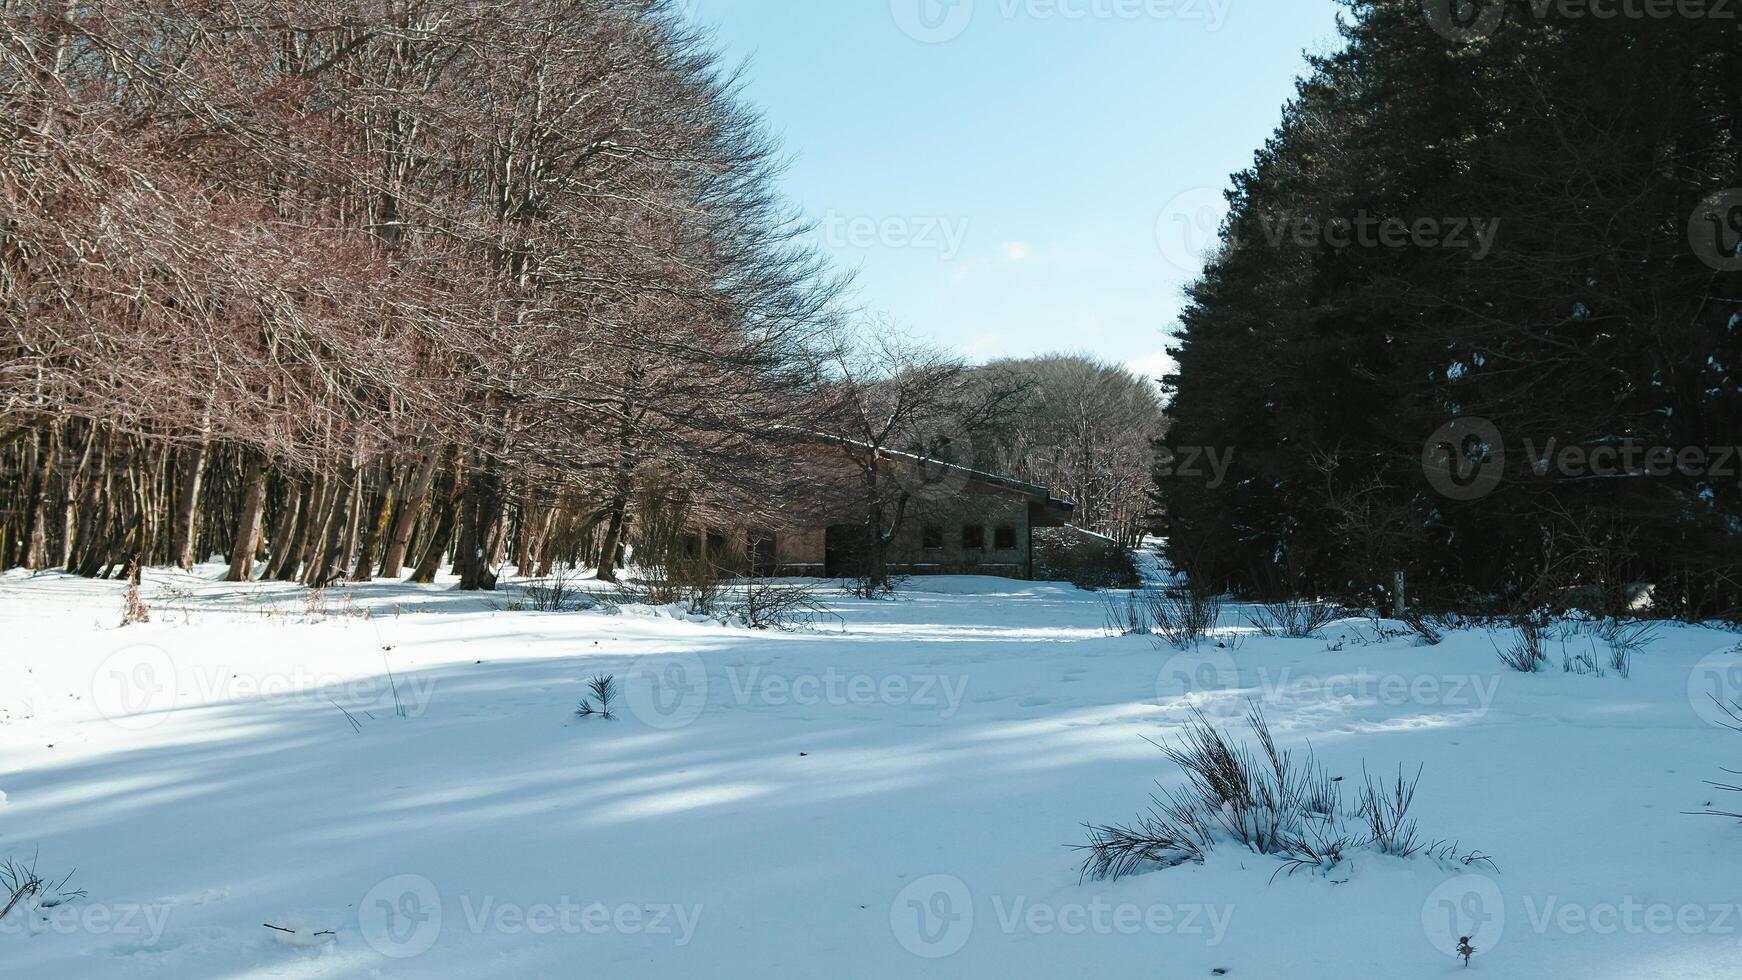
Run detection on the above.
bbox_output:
[999,240,1032,262]
[1125,348,1178,384]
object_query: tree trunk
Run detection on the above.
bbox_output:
[408,461,459,584]
[21,424,55,569]
[452,458,503,591]
[510,498,535,577]
[264,480,307,581]
[226,454,269,582]
[71,435,112,577]
[307,464,357,587]
[62,427,99,571]
[380,448,439,576]
[352,461,395,582]
[170,438,209,570]
[408,502,455,583]
[279,473,330,581]
[593,492,630,583]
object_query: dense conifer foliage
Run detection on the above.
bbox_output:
[1156,0,1742,617]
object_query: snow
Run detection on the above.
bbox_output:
[1,566,1740,978]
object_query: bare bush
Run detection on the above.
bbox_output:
[1602,620,1660,679]
[1694,696,1742,821]
[661,557,728,615]
[601,570,836,630]
[1078,795,1213,881]
[0,854,84,926]
[1164,705,1323,855]
[120,560,149,626]
[845,572,904,600]
[1080,706,1327,878]
[1078,706,1472,882]
[522,564,589,612]
[1608,643,1633,679]
[612,552,732,615]
[730,578,837,631]
[1357,765,1424,857]
[1103,583,1221,648]
[1494,617,1548,672]
[1562,642,1606,677]
[1102,591,1152,636]
[304,588,328,623]
[1548,618,1660,679]
[1141,585,1221,650]
[1399,610,1445,646]
[1248,599,1342,638]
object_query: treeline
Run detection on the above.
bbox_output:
[0,0,842,587]
[965,355,1165,546]
[793,332,1164,588]
[1157,1,1742,617]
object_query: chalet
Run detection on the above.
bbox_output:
[743,446,1077,580]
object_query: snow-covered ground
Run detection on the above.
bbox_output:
[1,566,1740,978]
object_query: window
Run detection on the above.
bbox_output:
[961,525,985,550]
[994,525,1017,550]
[681,534,700,558]
[922,525,944,550]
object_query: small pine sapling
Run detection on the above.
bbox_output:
[576,674,617,719]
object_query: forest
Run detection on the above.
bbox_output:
[0,0,1164,591]
[1156,0,1742,619]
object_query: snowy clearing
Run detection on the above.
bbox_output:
[1,568,1740,978]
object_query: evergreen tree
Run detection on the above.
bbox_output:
[1158,0,1742,616]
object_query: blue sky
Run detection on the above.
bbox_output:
[693,0,1347,381]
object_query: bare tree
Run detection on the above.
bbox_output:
[803,322,1022,590]
[0,0,840,588]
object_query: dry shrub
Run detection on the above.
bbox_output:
[1078,706,1477,882]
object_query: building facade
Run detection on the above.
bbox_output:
[761,453,1076,580]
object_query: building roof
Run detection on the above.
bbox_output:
[800,432,1076,511]
[874,444,1076,508]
